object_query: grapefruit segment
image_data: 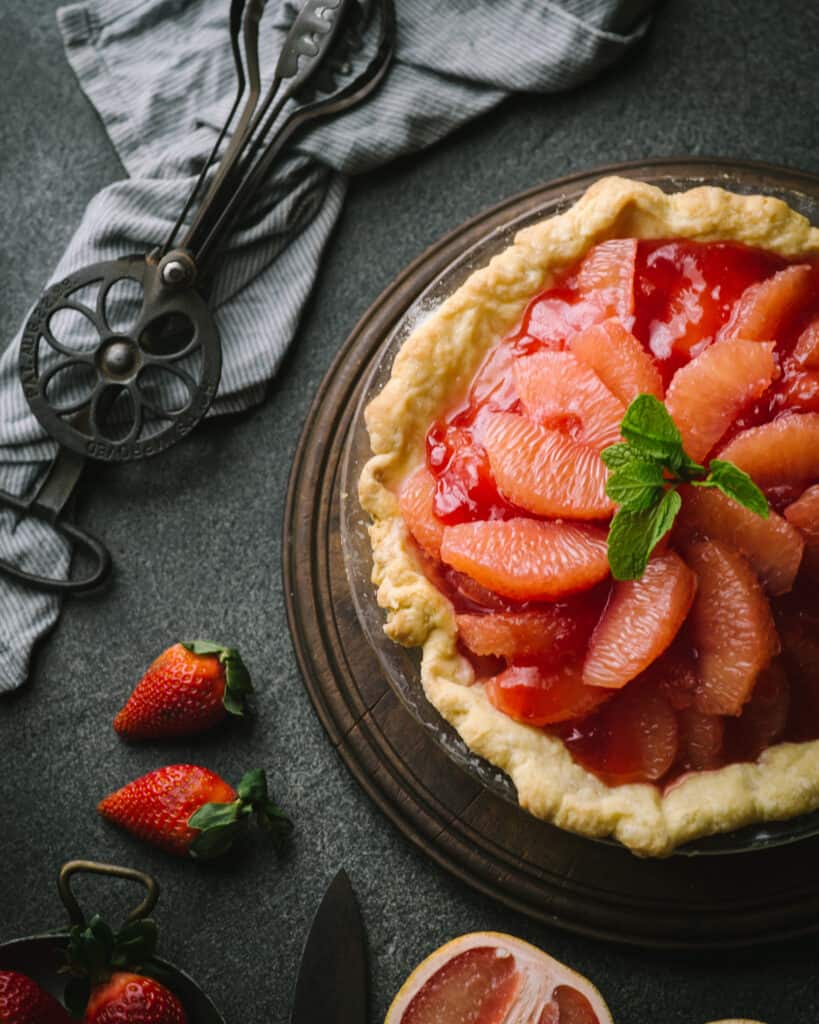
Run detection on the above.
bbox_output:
[440,519,610,602]
[717,263,814,342]
[684,540,779,716]
[583,553,697,689]
[456,606,595,661]
[522,296,596,349]
[546,987,604,1024]
[444,569,518,612]
[646,645,699,710]
[674,485,803,596]
[486,661,613,727]
[514,351,625,451]
[575,238,638,323]
[776,589,819,742]
[482,412,614,519]
[793,315,819,368]
[664,339,776,462]
[718,413,819,493]
[676,708,725,772]
[399,946,519,1024]
[570,319,664,405]
[561,680,679,786]
[724,661,790,763]
[384,932,613,1024]
[784,484,819,577]
[399,466,445,559]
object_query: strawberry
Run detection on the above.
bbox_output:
[64,909,186,1024]
[83,973,186,1024]
[114,642,252,740]
[0,971,71,1024]
[98,766,292,859]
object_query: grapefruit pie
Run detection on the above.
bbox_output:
[359,177,819,856]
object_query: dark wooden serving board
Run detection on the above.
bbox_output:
[283,159,819,948]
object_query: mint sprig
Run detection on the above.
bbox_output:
[603,395,768,580]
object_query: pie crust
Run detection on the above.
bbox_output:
[358,176,819,857]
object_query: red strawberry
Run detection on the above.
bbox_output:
[83,973,186,1024]
[114,642,252,740]
[0,971,71,1024]
[98,766,292,860]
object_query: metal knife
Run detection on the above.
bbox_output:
[291,870,368,1024]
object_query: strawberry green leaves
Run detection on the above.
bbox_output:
[188,768,293,860]
[182,639,253,716]
[603,395,768,580]
[64,912,159,1012]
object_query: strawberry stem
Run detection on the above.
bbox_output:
[181,640,253,716]
[187,769,292,860]
[64,914,158,988]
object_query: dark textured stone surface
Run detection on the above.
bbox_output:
[2,1,819,1022]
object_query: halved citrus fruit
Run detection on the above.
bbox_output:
[486,660,613,726]
[482,412,613,519]
[400,465,445,559]
[717,263,814,342]
[569,318,664,405]
[440,519,610,602]
[684,540,779,716]
[674,485,804,596]
[664,339,776,462]
[718,413,819,492]
[513,351,624,451]
[583,552,697,689]
[384,932,613,1024]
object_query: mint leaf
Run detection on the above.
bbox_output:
[696,459,769,518]
[606,460,666,511]
[603,394,768,580]
[620,394,685,465]
[601,443,641,470]
[607,489,682,580]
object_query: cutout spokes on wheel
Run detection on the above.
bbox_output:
[20,256,220,461]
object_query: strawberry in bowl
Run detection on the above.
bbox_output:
[359,176,819,856]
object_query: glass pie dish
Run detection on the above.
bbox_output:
[339,160,819,855]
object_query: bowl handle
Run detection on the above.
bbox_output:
[57,860,159,927]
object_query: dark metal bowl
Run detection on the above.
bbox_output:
[0,861,224,1023]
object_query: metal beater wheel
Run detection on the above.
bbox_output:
[19,255,221,462]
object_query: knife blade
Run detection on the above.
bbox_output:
[291,869,368,1024]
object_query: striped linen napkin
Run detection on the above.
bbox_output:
[0,0,654,691]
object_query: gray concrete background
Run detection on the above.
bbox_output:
[2,1,819,1021]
